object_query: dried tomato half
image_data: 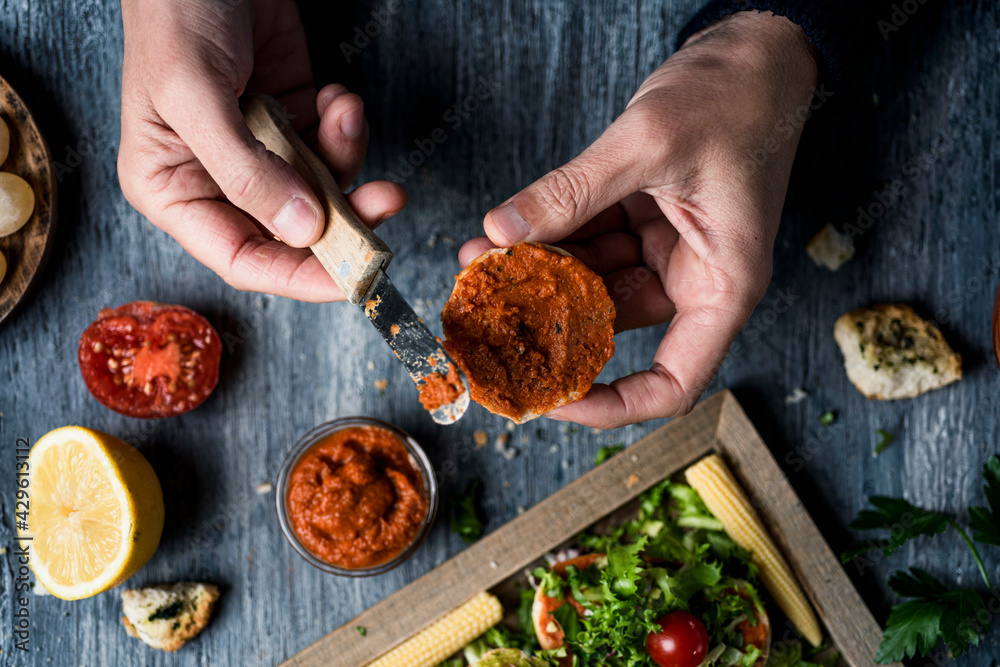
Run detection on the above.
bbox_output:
[78,301,222,418]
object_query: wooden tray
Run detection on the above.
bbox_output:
[281,390,896,667]
[0,75,57,326]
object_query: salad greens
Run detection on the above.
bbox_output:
[844,455,1000,661]
[595,444,625,466]
[437,479,830,667]
[546,480,764,667]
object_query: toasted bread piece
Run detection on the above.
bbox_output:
[806,223,854,271]
[833,304,961,400]
[121,582,219,651]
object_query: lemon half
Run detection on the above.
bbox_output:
[19,427,164,600]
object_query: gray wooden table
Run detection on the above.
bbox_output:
[1,1,999,665]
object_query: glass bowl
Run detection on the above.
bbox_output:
[275,417,438,577]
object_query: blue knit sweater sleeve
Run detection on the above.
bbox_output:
[678,0,896,87]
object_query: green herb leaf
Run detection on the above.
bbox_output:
[514,586,539,651]
[874,429,895,455]
[876,599,944,661]
[451,479,486,543]
[651,561,722,607]
[594,445,624,466]
[818,411,836,427]
[668,483,724,531]
[876,568,986,661]
[605,536,647,597]
[551,604,581,643]
[356,626,367,637]
[848,496,950,556]
[937,588,986,654]
[969,455,1000,546]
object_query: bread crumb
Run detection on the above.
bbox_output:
[366,360,374,371]
[473,430,489,448]
[626,474,640,488]
[806,223,855,271]
[784,388,808,404]
[495,433,518,460]
[255,482,272,495]
[374,379,388,393]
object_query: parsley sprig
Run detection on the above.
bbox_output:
[451,479,486,543]
[844,455,1000,661]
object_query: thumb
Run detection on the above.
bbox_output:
[157,77,324,248]
[484,125,641,246]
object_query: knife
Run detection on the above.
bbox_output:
[242,94,469,425]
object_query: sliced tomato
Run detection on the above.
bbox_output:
[532,552,606,657]
[736,598,771,665]
[78,301,221,418]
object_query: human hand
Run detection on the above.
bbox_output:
[118,0,406,301]
[459,12,818,428]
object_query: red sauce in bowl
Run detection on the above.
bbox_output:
[285,425,429,569]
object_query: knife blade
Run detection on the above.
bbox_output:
[242,94,470,425]
[361,270,470,424]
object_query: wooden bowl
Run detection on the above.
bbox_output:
[0,75,57,326]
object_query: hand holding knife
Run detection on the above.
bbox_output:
[242,95,469,425]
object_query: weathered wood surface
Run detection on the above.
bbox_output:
[0,1,999,666]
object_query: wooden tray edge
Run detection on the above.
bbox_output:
[713,393,897,667]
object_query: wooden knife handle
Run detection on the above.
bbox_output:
[242,94,393,304]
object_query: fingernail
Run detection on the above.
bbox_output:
[340,103,365,138]
[489,202,530,244]
[375,209,399,225]
[273,196,320,245]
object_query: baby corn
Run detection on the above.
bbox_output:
[685,454,823,646]
[367,591,503,667]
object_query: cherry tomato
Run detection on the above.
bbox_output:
[645,611,710,667]
[78,301,221,418]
